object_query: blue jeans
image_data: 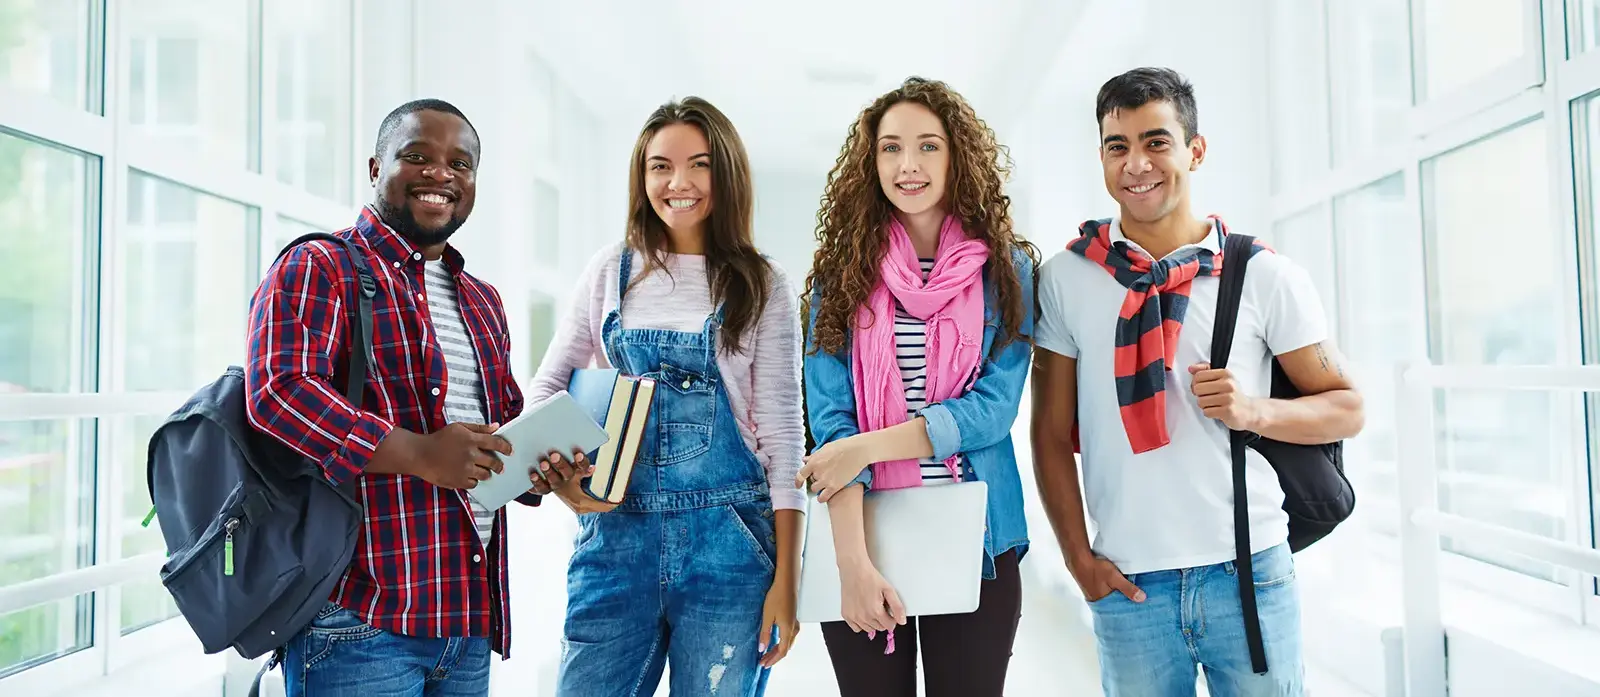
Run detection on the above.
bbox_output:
[556,500,776,697]
[283,602,491,697]
[1088,544,1304,696]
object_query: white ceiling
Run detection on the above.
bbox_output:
[519,0,1087,172]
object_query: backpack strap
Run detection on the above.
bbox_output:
[1209,232,1269,675]
[274,232,378,498]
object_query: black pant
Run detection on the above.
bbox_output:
[820,549,1023,697]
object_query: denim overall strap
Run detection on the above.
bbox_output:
[595,247,769,513]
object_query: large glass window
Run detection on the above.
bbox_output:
[356,0,412,155]
[529,53,557,165]
[1334,174,1425,541]
[0,0,93,111]
[1270,204,1339,331]
[0,593,92,678]
[534,179,560,261]
[271,0,353,202]
[1267,1,1331,190]
[0,130,92,394]
[1328,0,1412,165]
[1578,0,1600,53]
[123,0,253,170]
[264,215,320,277]
[0,131,97,676]
[1423,120,1577,582]
[1416,0,1532,101]
[115,174,253,630]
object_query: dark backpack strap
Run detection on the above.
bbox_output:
[246,648,282,697]
[274,232,378,499]
[1209,232,1269,675]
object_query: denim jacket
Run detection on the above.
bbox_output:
[804,246,1035,580]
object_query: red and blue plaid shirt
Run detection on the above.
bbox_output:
[245,206,529,657]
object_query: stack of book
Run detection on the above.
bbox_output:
[568,369,656,504]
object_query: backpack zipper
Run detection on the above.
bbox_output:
[223,517,239,576]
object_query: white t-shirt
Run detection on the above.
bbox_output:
[1034,218,1329,575]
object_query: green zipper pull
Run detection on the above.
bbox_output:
[224,518,239,576]
[140,506,157,528]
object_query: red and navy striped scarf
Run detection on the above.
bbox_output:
[1067,216,1267,454]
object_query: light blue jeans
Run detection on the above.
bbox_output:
[283,602,490,696]
[1088,543,1304,696]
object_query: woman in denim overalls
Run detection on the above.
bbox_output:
[528,97,807,697]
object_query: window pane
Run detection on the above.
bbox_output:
[271,0,353,202]
[119,172,252,394]
[1424,120,1576,582]
[1334,174,1425,542]
[534,179,559,260]
[1328,0,1412,164]
[0,595,93,678]
[1270,205,1339,331]
[0,131,91,394]
[264,215,320,277]
[356,0,412,159]
[1418,0,1530,100]
[529,53,556,165]
[123,1,253,169]
[1579,0,1600,54]
[528,295,556,374]
[0,417,95,676]
[115,174,251,630]
[1267,2,1331,191]
[0,0,91,110]
[117,411,179,634]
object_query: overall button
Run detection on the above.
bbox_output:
[681,379,691,389]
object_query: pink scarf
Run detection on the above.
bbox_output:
[851,214,989,489]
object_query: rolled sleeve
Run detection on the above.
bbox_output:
[850,467,874,491]
[918,403,963,462]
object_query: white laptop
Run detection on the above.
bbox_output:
[796,480,988,624]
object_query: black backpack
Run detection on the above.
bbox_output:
[1209,232,1356,675]
[144,232,376,694]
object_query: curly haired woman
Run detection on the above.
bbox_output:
[796,76,1039,697]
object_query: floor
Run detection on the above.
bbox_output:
[489,506,1367,696]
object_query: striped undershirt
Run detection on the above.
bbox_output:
[894,257,961,485]
[423,260,497,545]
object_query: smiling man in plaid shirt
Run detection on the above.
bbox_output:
[245,98,587,696]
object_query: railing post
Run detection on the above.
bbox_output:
[1395,361,1448,696]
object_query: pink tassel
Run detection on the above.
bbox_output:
[867,627,897,654]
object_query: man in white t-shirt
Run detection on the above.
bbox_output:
[1030,67,1365,696]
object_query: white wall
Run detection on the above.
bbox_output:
[1009,0,1271,254]
[752,166,828,290]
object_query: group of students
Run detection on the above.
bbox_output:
[243,65,1364,697]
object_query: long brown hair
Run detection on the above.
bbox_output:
[625,97,770,354]
[804,76,1038,355]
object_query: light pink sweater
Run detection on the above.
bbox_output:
[528,243,807,511]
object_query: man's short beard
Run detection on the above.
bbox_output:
[373,198,467,248]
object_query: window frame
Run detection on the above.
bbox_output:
[1408,0,1547,134]
[1268,0,1600,628]
[0,0,371,690]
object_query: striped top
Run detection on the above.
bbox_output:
[424,259,496,545]
[894,258,961,485]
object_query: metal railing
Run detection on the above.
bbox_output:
[1394,362,1600,697]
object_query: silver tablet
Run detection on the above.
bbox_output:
[467,390,610,511]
